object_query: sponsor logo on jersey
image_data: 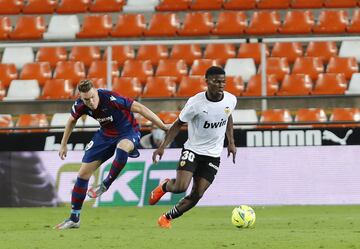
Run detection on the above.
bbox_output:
[96,115,114,123]
[203,119,226,129]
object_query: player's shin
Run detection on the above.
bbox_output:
[70,177,89,222]
[103,148,128,189]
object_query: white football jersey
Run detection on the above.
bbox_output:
[179,91,237,157]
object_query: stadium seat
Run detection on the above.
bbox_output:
[292,57,324,81]
[323,0,357,8]
[224,0,257,9]
[211,11,247,36]
[295,108,327,128]
[54,61,86,86]
[0,114,13,133]
[112,77,142,98]
[0,81,5,100]
[136,45,169,66]
[312,73,347,95]
[0,17,12,40]
[347,9,360,33]
[89,78,106,89]
[346,73,360,95]
[176,76,207,97]
[89,0,124,12]
[157,111,179,124]
[245,11,281,35]
[155,59,188,83]
[56,0,90,13]
[5,80,40,100]
[2,47,34,69]
[190,59,222,76]
[243,74,279,96]
[43,15,80,39]
[170,44,202,66]
[259,109,292,129]
[271,42,303,64]
[204,44,237,65]
[305,42,338,64]
[40,79,74,100]
[0,64,18,88]
[121,60,154,85]
[278,11,315,34]
[103,46,135,66]
[9,16,45,40]
[111,14,146,37]
[330,108,360,127]
[232,109,258,129]
[258,57,290,81]
[256,0,290,9]
[189,0,223,10]
[144,13,180,37]
[123,0,158,12]
[16,114,49,133]
[237,43,269,65]
[277,74,313,96]
[225,76,244,96]
[313,10,349,34]
[69,46,101,68]
[50,113,83,132]
[177,12,214,36]
[290,0,323,8]
[142,77,177,98]
[87,61,119,79]
[224,58,256,82]
[22,0,57,14]
[77,15,112,38]
[20,62,52,86]
[156,0,191,11]
[339,41,360,63]
[0,0,23,14]
[36,47,67,68]
[326,57,359,80]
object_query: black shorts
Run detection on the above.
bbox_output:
[177,149,220,183]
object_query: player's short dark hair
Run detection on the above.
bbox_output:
[78,79,93,93]
[205,66,225,79]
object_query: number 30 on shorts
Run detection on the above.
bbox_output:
[181,150,195,162]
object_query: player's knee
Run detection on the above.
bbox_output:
[78,171,91,180]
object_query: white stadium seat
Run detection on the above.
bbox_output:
[346,73,360,95]
[43,15,80,40]
[232,109,258,129]
[50,113,84,132]
[5,80,40,100]
[123,0,159,12]
[1,47,34,69]
[339,41,360,62]
[224,58,256,82]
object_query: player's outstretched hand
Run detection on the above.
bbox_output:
[59,144,67,160]
[227,143,236,164]
[152,147,165,164]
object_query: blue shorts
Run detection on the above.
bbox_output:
[82,130,141,163]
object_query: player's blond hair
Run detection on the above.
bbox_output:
[77,79,94,93]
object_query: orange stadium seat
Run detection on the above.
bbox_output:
[0,81,5,100]
[36,47,67,68]
[69,46,101,68]
[271,42,304,64]
[256,0,290,9]
[295,108,327,127]
[277,74,313,96]
[326,57,359,80]
[144,13,180,37]
[225,76,244,96]
[204,44,237,65]
[89,0,124,12]
[258,57,290,81]
[237,43,269,65]
[9,16,45,40]
[313,10,349,34]
[330,108,360,127]
[121,60,154,85]
[77,15,112,38]
[142,76,177,98]
[170,44,202,66]
[259,109,292,129]
[56,0,90,13]
[177,12,214,36]
[0,64,18,88]
[40,79,74,100]
[190,0,223,10]
[87,61,119,79]
[305,42,338,64]
[278,11,315,34]
[0,0,23,14]
[0,114,13,132]
[20,62,52,87]
[223,0,257,9]
[103,46,135,66]
[292,57,324,81]
[312,73,347,95]
[111,14,146,37]
[0,17,12,40]
[136,45,169,66]
[88,78,105,88]
[157,111,179,124]
[155,59,188,83]
[212,11,247,36]
[243,74,279,96]
[16,114,49,133]
[190,59,222,75]
[347,9,360,33]
[156,0,190,11]
[290,0,323,8]
[246,11,281,35]
[112,77,142,98]
[54,61,86,86]
[324,0,357,8]
[22,0,57,14]
[176,76,207,97]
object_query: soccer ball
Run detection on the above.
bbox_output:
[231,205,256,228]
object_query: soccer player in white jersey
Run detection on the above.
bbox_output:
[149,66,237,228]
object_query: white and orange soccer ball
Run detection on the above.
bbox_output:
[231,205,256,228]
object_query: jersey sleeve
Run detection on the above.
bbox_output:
[179,98,196,123]
[112,92,134,111]
[71,100,86,120]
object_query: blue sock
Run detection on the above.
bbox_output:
[103,148,128,189]
[70,177,89,222]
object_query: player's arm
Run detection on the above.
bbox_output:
[226,114,236,163]
[130,101,168,131]
[59,116,77,160]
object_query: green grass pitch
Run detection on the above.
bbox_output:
[0,205,359,249]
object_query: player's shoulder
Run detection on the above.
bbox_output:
[187,91,206,105]
[223,91,237,104]
[98,89,123,100]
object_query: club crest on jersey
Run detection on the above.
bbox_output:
[110,96,116,101]
[224,107,231,115]
[180,161,186,167]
